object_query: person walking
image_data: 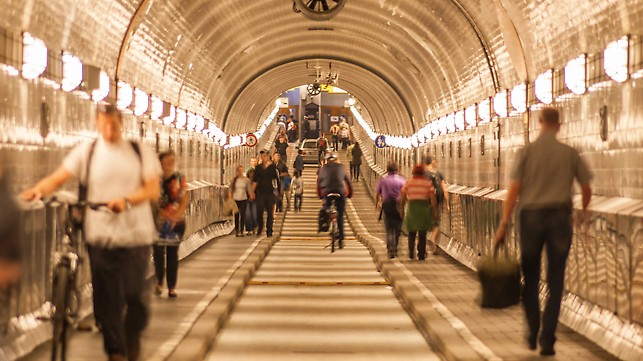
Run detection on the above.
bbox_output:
[21,104,161,361]
[424,156,449,255]
[274,153,288,213]
[251,152,281,237]
[282,171,292,211]
[401,164,437,261]
[375,162,406,259]
[292,170,304,212]
[153,151,188,299]
[275,134,289,163]
[317,134,328,165]
[294,149,304,175]
[245,169,258,235]
[346,141,354,178]
[329,122,340,150]
[317,153,352,248]
[339,118,350,149]
[230,165,252,237]
[351,143,363,181]
[494,107,592,356]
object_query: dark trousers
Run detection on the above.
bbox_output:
[520,208,572,348]
[294,194,303,211]
[324,195,346,241]
[351,163,361,180]
[256,193,275,236]
[382,200,402,256]
[408,231,427,260]
[153,223,185,289]
[341,137,349,149]
[87,245,150,357]
[331,135,339,150]
[234,200,247,233]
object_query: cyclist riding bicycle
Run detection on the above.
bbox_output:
[317,153,352,248]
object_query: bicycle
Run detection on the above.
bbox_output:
[325,193,342,253]
[44,197,107,361]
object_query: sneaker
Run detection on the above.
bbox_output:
[432,246,440,255]
[168,289,177,298]
[154,284,163,296]
[540,347,555,356]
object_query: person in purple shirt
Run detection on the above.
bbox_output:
[375,162,406,258]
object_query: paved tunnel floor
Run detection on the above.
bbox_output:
[18,151,618,361]
[204,167,440,360]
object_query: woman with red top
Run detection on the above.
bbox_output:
[401,164,438,260]
[154,151,189,298]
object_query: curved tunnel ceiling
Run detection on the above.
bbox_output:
[225,59,412,135]
[117,0,502,134]
[5,0,639,135]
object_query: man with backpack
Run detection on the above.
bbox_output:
[21,104,161,361]
[424,156,449,255]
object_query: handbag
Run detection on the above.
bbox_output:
[477,242,521,308]
[223,197,238,216]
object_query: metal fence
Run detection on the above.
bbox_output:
[0,182,230,359]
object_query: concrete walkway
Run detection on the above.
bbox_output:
[19,232,258,361]
[205,166,440,360]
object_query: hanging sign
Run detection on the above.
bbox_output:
[245,133,258,147]
[375,135,387,148]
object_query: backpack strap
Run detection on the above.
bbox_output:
[78,140,98,202]
[129,140,144,186]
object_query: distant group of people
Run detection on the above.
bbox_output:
[328,117,351,150]
[228,141,308,238]
[375,156,447,260]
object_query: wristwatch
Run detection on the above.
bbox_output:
[124,198,133,211]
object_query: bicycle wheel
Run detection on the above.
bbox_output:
[51,264,71,361]
[330,222,337,253]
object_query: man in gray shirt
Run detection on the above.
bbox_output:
[494,107,592,356]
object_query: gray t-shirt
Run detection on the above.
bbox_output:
[510,131,592,210]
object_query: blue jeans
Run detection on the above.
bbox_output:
[324,195,346,241]
[519,208,572,348]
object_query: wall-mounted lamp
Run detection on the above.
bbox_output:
[133,88,149,116]
[510,83,528,114]
[163,104,176,125]
[150,96,163,120]
[445,113,456,133]
[22,32,47,80]
[347,97,356,106]
[117,81,133,110]
[61,52,82,92]
[175,108,187,129]
[478,97,492,124]
[535,69,554,104]
[195,114,205,132]
[565,55,587,95]
[186,112,197,131]
[493,90,509,117]
[604,36,629,83]
[465,104,477,128]
[84,65,109,103]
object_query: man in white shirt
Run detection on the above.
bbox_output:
[22,104,161,361]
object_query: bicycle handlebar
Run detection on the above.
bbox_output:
[42,196,109,211]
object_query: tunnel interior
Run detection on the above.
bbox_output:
[1,0,643,360]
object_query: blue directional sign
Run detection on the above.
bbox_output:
[375,135,387,148]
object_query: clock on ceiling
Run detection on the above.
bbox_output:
[293,0,348,21]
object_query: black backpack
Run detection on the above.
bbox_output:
[427,171,445,204]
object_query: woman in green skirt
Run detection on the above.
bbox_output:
[401,164,438,260]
